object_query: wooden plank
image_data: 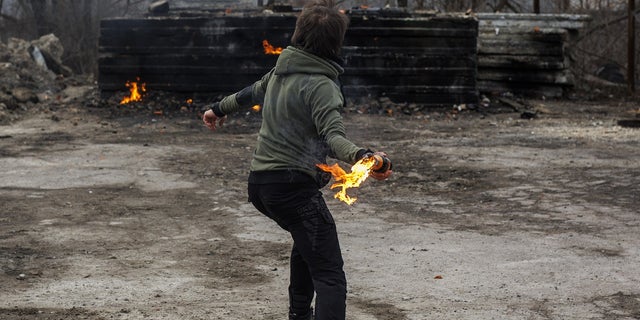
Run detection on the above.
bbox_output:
[98,54,476,70]
[98,64,270,75]
[344,54,477,69]
[343,67,474,78]
[98,54,278,66]
[478,55,566,70]
[341,74,475,87]
[99,28,474,49]
[349,16,478,30]
[98,14,479,105]
[477,80,564,97]
[100,16,297,29]
[98,46,277,55]
[344,85,476,94]
[342,46,477,56]
[477,41,563,56]
[97,40,289,55]
[474,13,586,98]
[479,37,564,48]
[477,69,573,85]
[479,26,568,35]
[170,0,248,9]
[348,27,476,38]
[99,28,291,49]
[97,55,477,76]
[98,33,292,50]
[344,36,476,48]
[99,45,478,56]
[477,13,591,30]
[100,14,476,31]
[478,29,567,43]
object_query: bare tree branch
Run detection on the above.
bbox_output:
[488,0,525,13]
[0,13,17,22]
[576,7,640,43]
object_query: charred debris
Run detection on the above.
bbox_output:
[5,1,631,124]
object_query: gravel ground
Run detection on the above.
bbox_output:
[1,98,639,320]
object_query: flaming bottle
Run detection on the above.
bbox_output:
[316,154,392,205]
[369,154,392,173]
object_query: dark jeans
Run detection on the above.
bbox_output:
[248,182,346,320]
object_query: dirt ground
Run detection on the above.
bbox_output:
[1,97,639,320]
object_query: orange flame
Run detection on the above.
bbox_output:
[252,105,261,112]
[263,40,283,55]
[316,157,378,205]
[120,78,146,104]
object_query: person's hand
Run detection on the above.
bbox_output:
[370,169,392,180]
[202,107,226,131]
[368,151,392,181]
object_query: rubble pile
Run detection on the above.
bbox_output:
[0,34,92,124]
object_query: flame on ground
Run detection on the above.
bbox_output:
[263,40,283,55]
[120,78,146,104]
[252,105,261,112]
[316,157,377,205]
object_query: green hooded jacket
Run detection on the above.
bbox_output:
[217,46,363,179]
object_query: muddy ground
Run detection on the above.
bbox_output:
[1,98,639,320]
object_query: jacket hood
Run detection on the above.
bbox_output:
[273,46,344,80]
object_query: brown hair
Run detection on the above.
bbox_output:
[290,0,349,59]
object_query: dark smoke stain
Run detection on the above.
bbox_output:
[591,292,640,319]
[0,307,106,320]
[351,297,409,320]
